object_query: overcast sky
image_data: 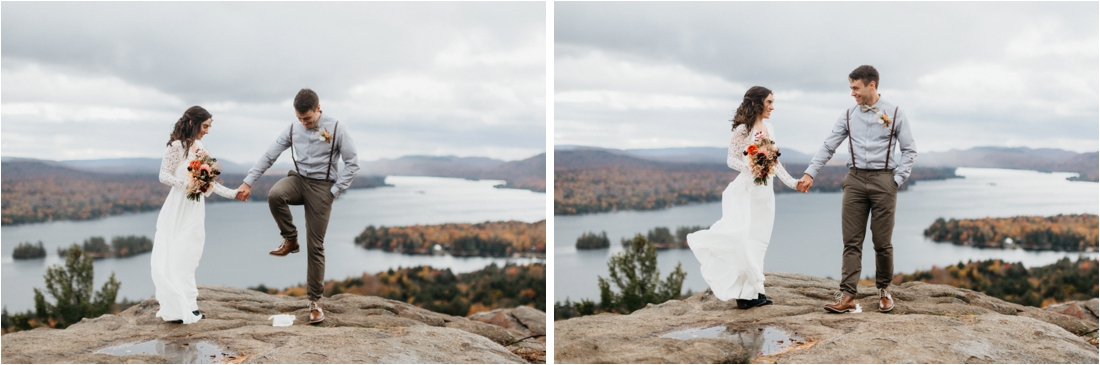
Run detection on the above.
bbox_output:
[556,2,1099,154]
[2,2,545,163]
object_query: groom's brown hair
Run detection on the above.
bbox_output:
[294,88,320,114]
[848,65,879,88]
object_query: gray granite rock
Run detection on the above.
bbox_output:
[1,286,533,363]
[554,272,1098,364]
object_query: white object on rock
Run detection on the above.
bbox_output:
[268,314,295,327]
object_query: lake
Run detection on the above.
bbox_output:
[555,168,1099,303]
[2,176,546,313]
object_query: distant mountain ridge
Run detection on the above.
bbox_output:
[918,147,1098,181]
[358,154,546,192]
[2,152,546,191]
[0,156,282,175]
[1,152,545,225]
[554,145,830,166]
[555,145,1098,181]
[554,148,954,215]
[0,160,388,225]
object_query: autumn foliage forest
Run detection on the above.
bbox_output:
[253,263,545,317]
[894,257,1098,308]
[924,214,1099,251]
[553,150,958,215]
[1,160,386,225]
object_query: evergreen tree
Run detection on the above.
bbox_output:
[598,234,686,314]
[33,244,120,328]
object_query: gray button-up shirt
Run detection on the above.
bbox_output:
[244,113,360,198]
[805,97,917,187]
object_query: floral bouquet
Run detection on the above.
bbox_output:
[185,149,222,202]
[743,132,781,186]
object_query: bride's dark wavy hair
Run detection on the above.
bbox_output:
[166,106,212,157]
[731,86,772,133]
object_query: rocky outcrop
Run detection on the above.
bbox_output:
[1044,298,1099,326]
[1,286,545,364]
[555,272,1098,364]
[469,306,547,363]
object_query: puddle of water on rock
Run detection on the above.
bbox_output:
[95,340,232,364]
[661,326,804,357]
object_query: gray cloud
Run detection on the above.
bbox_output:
[555,2,1098,154]
[2,2,545,162]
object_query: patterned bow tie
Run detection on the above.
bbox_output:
[861,104,879,113]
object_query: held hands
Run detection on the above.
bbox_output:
[236,183,252,201]
[795,174,814,193]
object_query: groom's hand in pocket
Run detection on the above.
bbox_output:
[237,183,252,201]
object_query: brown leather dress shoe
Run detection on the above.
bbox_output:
[269,238,299,256]
[824,292,862,313]
[308,300,324,324]
[878,288,895,312]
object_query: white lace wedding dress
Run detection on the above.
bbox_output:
[686,122,798,301]
[151,140,237,323]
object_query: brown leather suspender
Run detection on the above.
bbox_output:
[290,124,301,175]
[289,121,340,182]
[326,122,339,181]
[846,109,855,167]
[884,107,898,170]
[848,106,899,170]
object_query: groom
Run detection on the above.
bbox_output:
[796,65,916,313]
[236,88,360,323]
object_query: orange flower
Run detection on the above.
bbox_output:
[189,159,202,171]
[746,145,759,155]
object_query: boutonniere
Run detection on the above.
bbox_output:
[316,128,333,143]
[878,112,892,128]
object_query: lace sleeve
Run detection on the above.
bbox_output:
[159,141,188,190]
[774,161,799,190]
[726,125,751,172]
[208,181,238,199]
[766,123,799,190]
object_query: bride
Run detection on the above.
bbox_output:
[151,106,239,324]
[687,86,800,309]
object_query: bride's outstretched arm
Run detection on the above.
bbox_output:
[207,181,238,199]
[159,142,189,190]
[775,161,799,190]
[726,125,751,172]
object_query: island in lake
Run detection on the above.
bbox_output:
[924,214,1098,251]
[12,242,46,259]
[575,231,610,249]
[56,236,154,259]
